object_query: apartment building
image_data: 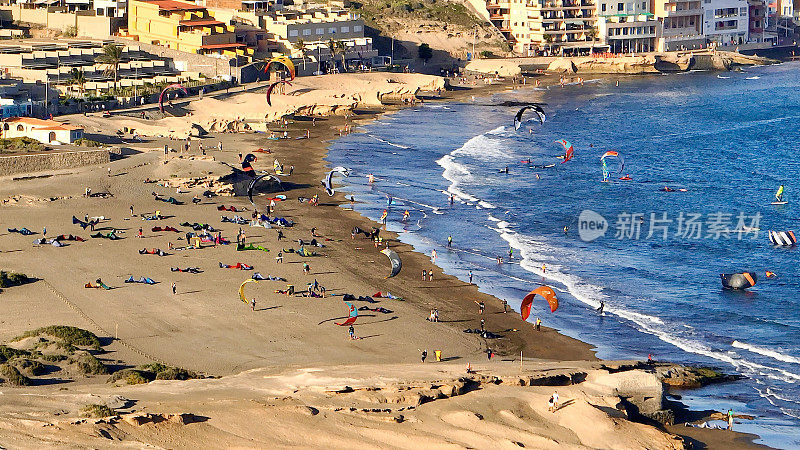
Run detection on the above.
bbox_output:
[702,0,749,45]
[486,0,599,55]
[0,39,189,96]
[127,0,249,57]
[596,0,659,52]
[652,0,704,50]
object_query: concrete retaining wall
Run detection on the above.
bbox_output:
[0,149,110,177]
[0,6,123,38]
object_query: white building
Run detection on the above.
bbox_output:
[1,117,83,144]
[94,0,128,17]
[597,0,660,52]
[703,0,749,45]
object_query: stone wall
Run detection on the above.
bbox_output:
[0,149,110,177]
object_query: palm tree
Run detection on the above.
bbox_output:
[69,68,86,98]
[293,39,309,71]
[95,43,123,93]
[327,38,338,73]
[335,40,347,72]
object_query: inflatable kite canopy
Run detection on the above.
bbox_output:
[239,278,258,303]
[264,55,296,80]
[335,301,358,326]
[381,248,402,278]
[768,230,796,247]
[247,173,283,207]
[158,83,188,112]
[514,105,546,131]
[321,166,350,196]
[266,80,291,106]
[520,285,558,321]
[720,272,757,290]
[556,139,574,163]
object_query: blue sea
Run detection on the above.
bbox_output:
[326,63,800,447]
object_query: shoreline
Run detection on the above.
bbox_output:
[0,73,772,448]
[316,78,775,449]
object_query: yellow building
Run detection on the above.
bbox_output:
[128,0,250,57]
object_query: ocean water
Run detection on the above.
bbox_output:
[326,63,800,447]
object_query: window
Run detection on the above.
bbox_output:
[289,29,298,37]
[740,6,746,14]
[48,132,56,143]
[617,2,623,10]
[340,26,349,33]
[353,25,362,32]
[17,124,24,131]
[302,28,311,35]
[601,4,606,11]
[329,27,337,33]
[316,28,324,34]
[641,2,645,9]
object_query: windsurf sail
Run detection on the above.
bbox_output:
[776,185,784,201]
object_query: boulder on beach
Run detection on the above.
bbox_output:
[465,59,522,77]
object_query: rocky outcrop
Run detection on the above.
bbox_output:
[465,59,523,77]
[583,369,672,424]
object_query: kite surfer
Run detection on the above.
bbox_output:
[402,210,410,222]
[597,301,604,314]
[468,270,473,284]
[448,235,453,247]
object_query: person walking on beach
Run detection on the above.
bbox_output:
[303,262,310,275]
[477,301,485,315]
[42,227,46,238]
[251,298,256,311]
[468,270,473,284]
[480,318,485,331]
[277,230,284,241]
[130,205,134,216]
[727,409,734,430]
[535,317,542,331]
[433,309,439,322]
[447,235,452,248]
[421,350,427,363]
[422,270,427,281]
[172,282,177,295]
[428,271,434,282]
[502,299,508,313]
[138,227,143,238]
[276,251,283,264]
[349,325,356,340]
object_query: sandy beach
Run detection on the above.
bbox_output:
[0,72,767,448]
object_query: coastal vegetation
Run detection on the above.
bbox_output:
[0,138,46,154]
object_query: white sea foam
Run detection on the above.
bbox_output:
[489,223,800,384]
[367,134,411,149]
[436,129,506,209]
[733,341,800,365]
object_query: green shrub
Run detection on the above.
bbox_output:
[74,138,103,148]
[11,357,45,376]
[63,25,78,37]
[0,345,29,364]
[14,326,101,351]
[108,368,153,385]
[0,363,31,386]
[0,271,30,287]
[80,404,115,418]
[73,352,108,375]
[0,139,45,154]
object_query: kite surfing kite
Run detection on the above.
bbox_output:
[555,139,574,163]
[600,151,624,181]
[241,153,257,176]
[514,105,546,131]
[266,80,291,107]
[321,166,350,196]
[381,247,402,278]
[720,272,757,290]
[239,278,258,303]
[520,285,558,321]
[158,84,188,113]
[335,301,358,326]
[263,55,295,80]
[247,173,283,208]
[768,230,796,246]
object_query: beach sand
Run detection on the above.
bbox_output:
[0,73,766,448]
